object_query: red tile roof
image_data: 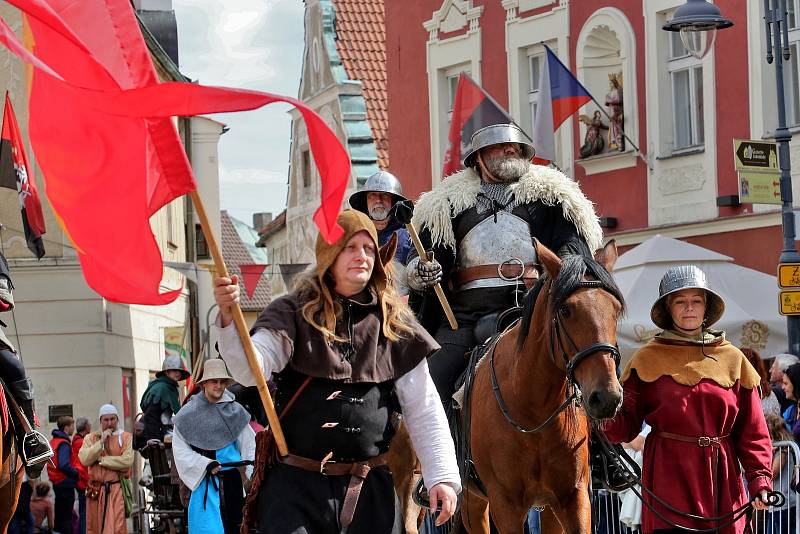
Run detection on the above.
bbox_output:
[333,0,388,168]
[220,211,272,312]
[256,210,286,246]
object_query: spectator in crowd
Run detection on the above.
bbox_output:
[47,415,78,534]
[765,413,796,534]
[742,348,782,417]
[72,417,91,534]
[605,265,773,534]
[781,363,800,441]
[771,354,800,414]
[173,358,255,534]
[30,482,54,534]
[9,476,34,534]
[78,404,133,534]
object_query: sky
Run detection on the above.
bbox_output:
[172,0,305,228]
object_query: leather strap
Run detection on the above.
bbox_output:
[656,431,729,448]
[278,452,389,528]
[453,263,539,287]
[657,430,729,523]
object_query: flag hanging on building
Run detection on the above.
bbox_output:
[442,73,517,177]
[0,0,349,304]
[532,44,593,165]
[0,93,46,258]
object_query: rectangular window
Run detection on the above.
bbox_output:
[446,69,470,123]
[528,54,542,132]
[667,26,704,151]
[301,149,311,188]
[788,0,798,29]
[785,42,800,126]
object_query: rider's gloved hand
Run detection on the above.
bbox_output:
[407,253,442,292]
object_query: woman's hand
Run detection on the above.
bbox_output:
[213,275,240,327]
[429,483,458,526]
[753,490,771,510]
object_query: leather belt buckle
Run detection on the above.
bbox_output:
[697,436,712,447]
[319,451,334,475]
[498,258,524,281]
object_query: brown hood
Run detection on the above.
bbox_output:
[314,210,397,336]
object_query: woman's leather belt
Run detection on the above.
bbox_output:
[453,262,539,288]
[278,451,390,528]
[657,431,729,447]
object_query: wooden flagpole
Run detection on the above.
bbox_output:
[189,190,288,456]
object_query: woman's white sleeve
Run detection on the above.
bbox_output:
[213,313,292,386]
[172,428,211,491]
[394,359,461,494]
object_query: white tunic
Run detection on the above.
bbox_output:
[214,315,461,493]
[173,423,256,491]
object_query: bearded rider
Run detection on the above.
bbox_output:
[406,123,604,408]
[349,171,413,293]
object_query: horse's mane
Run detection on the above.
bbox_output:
[516,254,625,351]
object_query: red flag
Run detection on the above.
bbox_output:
[239,264,269,299]
[0,92,46,258]
[0,0,349,305]
[442,73,517,177]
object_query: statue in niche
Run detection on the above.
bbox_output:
[605,72,625,152]
[578,111,607,159]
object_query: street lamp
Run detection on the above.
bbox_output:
[662,0,733,59]
[666,0,800,353]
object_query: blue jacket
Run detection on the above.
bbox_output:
[377,219,412,266]
[51,429,79,488]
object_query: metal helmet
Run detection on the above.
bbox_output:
[156,354,190,381]
[650,265,725,330]
[348,170,409,214]
[462,123,536,167]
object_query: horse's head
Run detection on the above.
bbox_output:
[533,240,624,420]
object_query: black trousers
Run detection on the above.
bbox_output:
[53,485,75,534]
[254,463,401,534]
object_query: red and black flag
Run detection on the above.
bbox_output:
[442,73,519,177]
[0,93,45,258]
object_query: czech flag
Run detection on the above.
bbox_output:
[442,73,517,177]
[532,44,593,165]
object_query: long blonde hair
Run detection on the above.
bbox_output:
[293,262,416,343]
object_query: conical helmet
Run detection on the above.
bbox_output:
[462,123,535,167]
[348,171,408,213]
[650,265,725,330]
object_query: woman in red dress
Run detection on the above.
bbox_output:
[605,265,773,534]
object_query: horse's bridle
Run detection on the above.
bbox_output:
[490,278,620,434]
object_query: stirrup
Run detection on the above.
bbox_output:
[22,430,54,465]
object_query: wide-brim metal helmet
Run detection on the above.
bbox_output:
[348,170,408,213]
[157,354,190,381]
[650,265,725,330]
[462,123,536,168]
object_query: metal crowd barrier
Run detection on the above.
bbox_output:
[591,440,800,534]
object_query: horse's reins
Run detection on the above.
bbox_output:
[592,431,785,533]
[489,277,620,434]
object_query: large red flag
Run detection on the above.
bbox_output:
[0,0,349,305]
[0,93,46,258]
[441,73,517,177]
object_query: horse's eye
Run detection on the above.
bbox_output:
[559,304,571,317]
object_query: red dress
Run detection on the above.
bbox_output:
[604,333,772,534]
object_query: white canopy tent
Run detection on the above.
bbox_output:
[612,235,787,364]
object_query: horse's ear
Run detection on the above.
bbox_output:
[595,239,619,272]
[535,239,562,278]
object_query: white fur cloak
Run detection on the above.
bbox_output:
[412,165,603,253]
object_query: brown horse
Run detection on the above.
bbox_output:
[460,240,624,534]
[0,387,23,533]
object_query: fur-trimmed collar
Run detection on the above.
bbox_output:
[412,165,603,252]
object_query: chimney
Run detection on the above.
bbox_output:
[253,212,273,230]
